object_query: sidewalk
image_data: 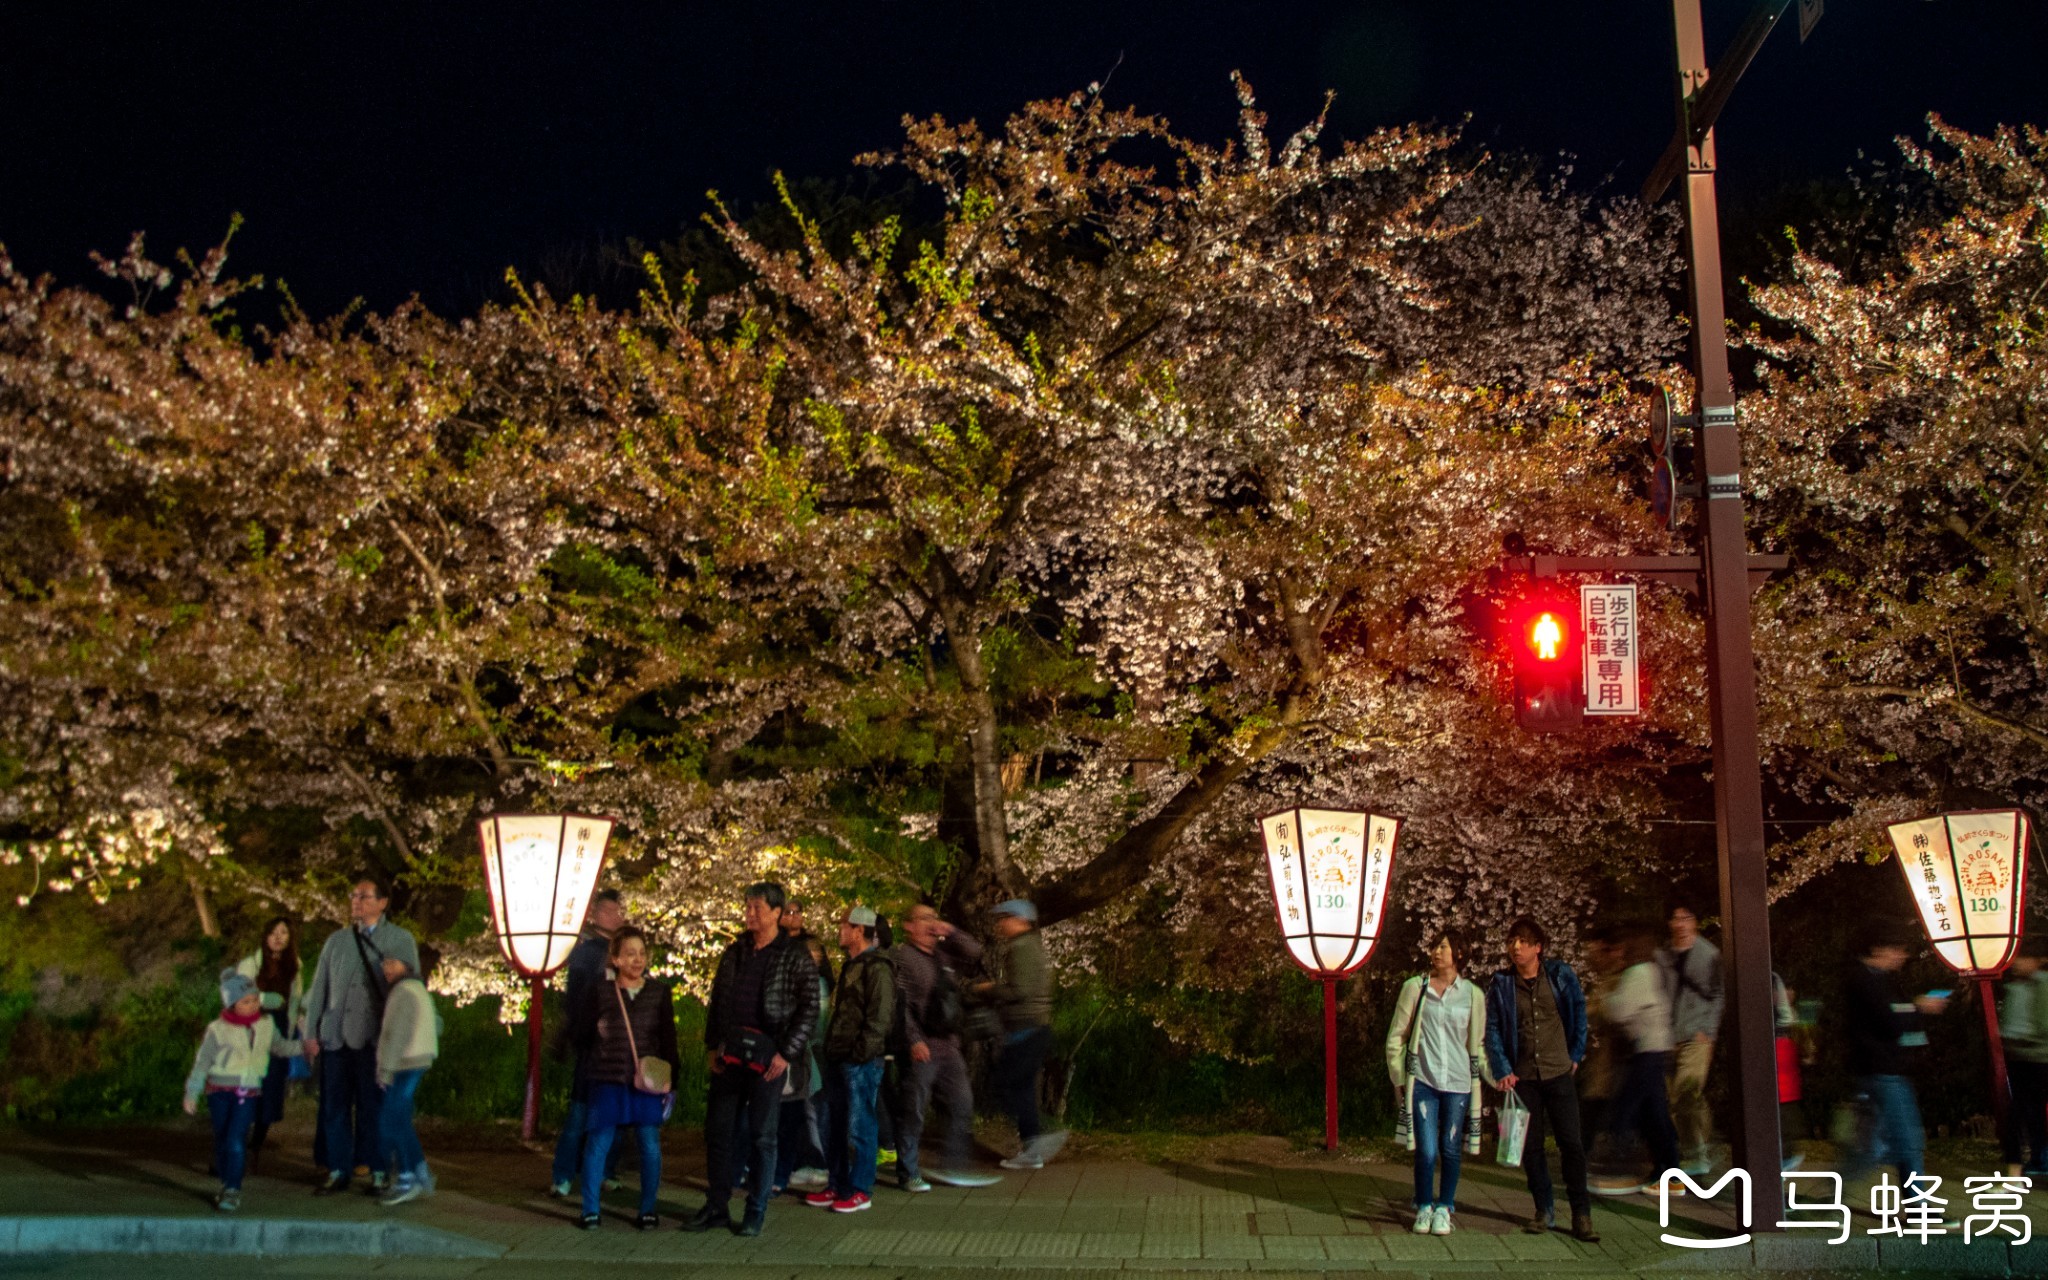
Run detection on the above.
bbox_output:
[1,1119,2042,1276]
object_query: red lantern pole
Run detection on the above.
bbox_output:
[523,973,545,1141]
[1323,977,1340,1151]
[1981,976,2011,1135]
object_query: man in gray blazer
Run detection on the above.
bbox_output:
[302,874,419,1195]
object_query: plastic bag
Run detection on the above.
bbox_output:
[1496,1089,1530,1167]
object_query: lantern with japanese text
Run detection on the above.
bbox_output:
[478,813,614,1138]
[1887,808,2032,1131]
[1260,806,1402,1148]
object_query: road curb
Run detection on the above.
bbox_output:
[0,1215,503,1259]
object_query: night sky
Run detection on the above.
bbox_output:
[4,1,2043,317]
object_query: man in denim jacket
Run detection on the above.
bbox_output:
[1485,915,1596,1243]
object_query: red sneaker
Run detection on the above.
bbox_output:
[803,1191,837,1208]
[831,1192,872,1213]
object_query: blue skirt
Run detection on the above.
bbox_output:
[587,1081,665,1129]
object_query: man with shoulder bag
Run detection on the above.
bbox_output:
[685,882,821,1238]
[301,874,418,1197]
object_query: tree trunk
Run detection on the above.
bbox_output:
[188,871,220,939]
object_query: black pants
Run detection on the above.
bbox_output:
[2008,1059,2048,1169]
[1515,1073,1590,1218]
[1608,1051,1681,1176]
[316,1045,381,1180]
[704,1065,782,1213]
[997,1026,1052,1144]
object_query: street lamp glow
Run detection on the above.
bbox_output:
[477,813,614,977]
[1260,806,1401,977]
[1886,808,2030,977]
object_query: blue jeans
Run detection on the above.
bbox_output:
[550,1095,625,1189]
[380,1068,427,1179]
[317,1045,381,1180]
[828,1059,885,1197]
[1411,1081,1469,1210]
[998,1027,1053,1144]
[207,1092,259,1191]
[1848,1074,1924,1182]
[584,1122,662,1217]
[1609,1051,1680,1176]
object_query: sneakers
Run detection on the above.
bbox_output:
[1431,1205,1453,1236]
[312,1171,348,1197]
[214,1188,241,1213]
[1412,1205,1434,1234]
[548,1179,573,1199]
[999,1151,1044,1170]
[634,1212,660,1231]
[602,1177,624,1192]
[577,1212,601,1230]
[1002,1130,1068,1170]
[790,1167,829,1190]
[831,1192,873,1213]
[380,1179,425,1207]
[803,1191,838,1208]
[898,1176,932,1193]
[925,1167,1002,1188]
[367,1169,389,1195]
[1590,1174,1646,1197]
[877,1147,898,1170]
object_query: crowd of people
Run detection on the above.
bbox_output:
[184,876,1062,1235]
[1380,903,2012,1241]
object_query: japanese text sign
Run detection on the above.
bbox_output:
[478,813,615,977]
[1886,809,2030,976]
[1259,806,1401,978]
[1581,583,1640,716]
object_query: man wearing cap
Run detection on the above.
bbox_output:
[549,888,626,1198]
[891,904,998,1189]
[805,906,896,1213]
[986,899,1066,1170]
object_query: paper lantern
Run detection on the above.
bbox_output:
[1887,809,2031,977]
[1260,806,1402,978]
[477,813,614,978]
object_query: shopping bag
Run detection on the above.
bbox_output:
[1496,1089,1530,1167]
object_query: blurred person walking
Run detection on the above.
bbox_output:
[1385,928,1491,1235]
[1484,915,1597,1243]
[374,953,440,1206]
[890,904,1000,1190]
[1998,939,2048,1175]
[1840,920,1949,1187]
[549,889,626,1199]
[302,875,418,1196]
[986,899,1065,1170]
[1655,901,1722,1175]
[569,925,679,1230]
[235,916,303,1169]
[1599,921,1681,1190]
[184,967,304,1212]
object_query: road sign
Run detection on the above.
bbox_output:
[1582,584,1641,716]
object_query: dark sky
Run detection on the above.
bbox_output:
[4,1,2043,316]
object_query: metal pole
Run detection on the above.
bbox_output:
[1323,977,1340,1150]
[1666,0,1782,1220]
[1981,976,2011,1136]
[523,973,544,1142]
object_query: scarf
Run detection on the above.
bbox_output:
[221,1006,263,1028]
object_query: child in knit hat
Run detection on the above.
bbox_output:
[185,966,304,1211]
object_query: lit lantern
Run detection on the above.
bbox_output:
[1887,807,2032,1136]
[1886,809,2029,977]
[478,813,614,1139]
[1260,805,1402,1149]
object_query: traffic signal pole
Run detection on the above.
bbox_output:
[1663,0,1783,1220]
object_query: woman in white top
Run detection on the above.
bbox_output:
[1385,929,1493,1236]
[1602,921,1681,1181]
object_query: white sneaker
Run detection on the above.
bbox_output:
[999,1152,1044,1170]
[1412,1205,1434,1234]
[1430,1205,1453,1236]
[790,1167,828,1189]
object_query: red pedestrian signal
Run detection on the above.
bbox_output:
[1514,601,1584,733]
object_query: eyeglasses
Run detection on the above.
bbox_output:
[348,891,383,901]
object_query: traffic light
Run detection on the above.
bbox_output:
[1513,597,1584,733]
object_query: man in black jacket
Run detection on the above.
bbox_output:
[685,881,821,1237]
[1842,921,1948,1186]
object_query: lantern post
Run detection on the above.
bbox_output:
[1260,806,1402,1150]
[478,813,615,1141]
[1888,809,2032,1132]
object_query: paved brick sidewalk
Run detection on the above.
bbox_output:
[1,1120,2041,1275]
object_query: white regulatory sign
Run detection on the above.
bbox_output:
[1581,584,1640,717]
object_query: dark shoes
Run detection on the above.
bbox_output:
[634,1212,660,1231]
[1522,1213,1551,1234]
[1571,1213,1601,1243]
[577,1212,601,1230]
[681,1204,731,1233]
[734,1207,766,1237]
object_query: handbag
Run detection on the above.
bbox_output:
[616,984,671,1095]
[718,1026,778,1074]
[1496,1088,1531,1166]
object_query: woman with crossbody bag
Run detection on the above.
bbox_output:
[568,926,679,1230]
[1384,929,1493,1237]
